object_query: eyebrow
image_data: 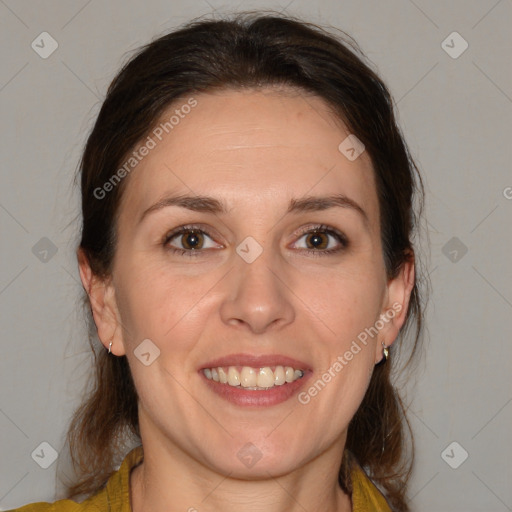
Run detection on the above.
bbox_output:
[139,193,369,227]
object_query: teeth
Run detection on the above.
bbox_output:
[203,365,304,389]
[257,367,274,388]
[227,367,241,386]
[274,366,286,385]
[218,367,228,384]
[240,367,257,388]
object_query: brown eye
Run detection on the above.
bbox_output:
[177,230,204,250]
[292,225,348,256]
[163,226,222,257]
[304,231,329,250]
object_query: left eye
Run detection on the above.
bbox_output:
[292,227,347,253]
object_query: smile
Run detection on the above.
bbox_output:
[203,365,304,390]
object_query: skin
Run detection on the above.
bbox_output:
[78,86,414,512]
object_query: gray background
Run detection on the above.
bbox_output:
[1,0,511,511]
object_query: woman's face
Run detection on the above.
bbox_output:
[81,87,413,478]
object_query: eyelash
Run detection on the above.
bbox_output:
[163,223,348,258]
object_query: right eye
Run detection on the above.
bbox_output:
[163,225,223,257]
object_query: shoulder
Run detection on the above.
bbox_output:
[4,497,102,512]
[6,488,109,512]
[345,451,393,512]
[6,445,144,512]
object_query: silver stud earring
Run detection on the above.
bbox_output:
[108,339,113,354]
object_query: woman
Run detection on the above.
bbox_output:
[12,11,424,512]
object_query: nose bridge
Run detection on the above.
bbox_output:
[219,237,295,333]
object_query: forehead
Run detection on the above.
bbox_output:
[118,87,379,230]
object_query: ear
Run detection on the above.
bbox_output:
[375,253,415,363]
[77,248,126,356]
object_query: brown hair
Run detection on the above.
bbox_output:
[65,11,426,511]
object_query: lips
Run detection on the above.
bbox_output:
[199,353,312,407]
[200,353,311,371]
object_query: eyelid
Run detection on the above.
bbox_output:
[293,223,347,242]
[163,223,222,244]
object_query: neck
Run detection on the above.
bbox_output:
[130,438,352,512]
[131,463,351,512]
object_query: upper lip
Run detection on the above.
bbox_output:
[200,353,311,371]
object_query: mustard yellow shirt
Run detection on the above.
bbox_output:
[8,446,392,512]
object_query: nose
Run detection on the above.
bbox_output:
[219,245,295,334]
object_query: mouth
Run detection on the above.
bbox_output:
[199,354,311,407]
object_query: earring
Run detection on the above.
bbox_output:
[382,341,389,362]
[108,339,113,354]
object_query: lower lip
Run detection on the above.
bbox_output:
[200,372,311,407]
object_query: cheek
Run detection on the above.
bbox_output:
[301,267,385,343]
[297,266,383,400]
[115,260,218,352]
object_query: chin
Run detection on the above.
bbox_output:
[201,436,309,479]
